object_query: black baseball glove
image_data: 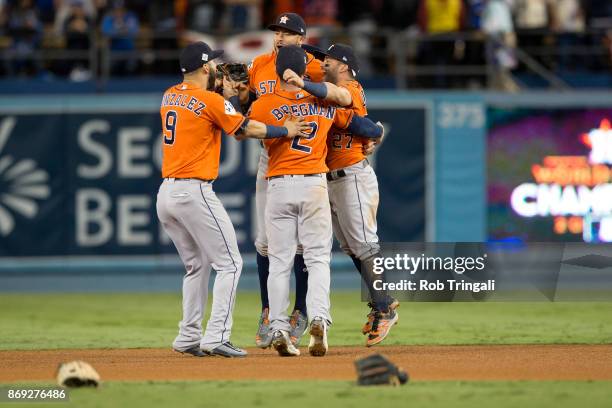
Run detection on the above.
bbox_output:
[217,63,249,83]
[354,353,409,386]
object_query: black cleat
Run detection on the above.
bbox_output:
[174,346,208,357]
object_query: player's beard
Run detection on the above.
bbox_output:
[206,73,216,91]
[324,69,337,84]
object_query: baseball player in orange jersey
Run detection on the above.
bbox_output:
[157,42,310,358]
[248,13,325,348]
[285,44,399,347]
[248,45,385,357]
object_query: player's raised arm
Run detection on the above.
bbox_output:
[234,115,310,140]
[333,108,384,140]
[283,69,352,107]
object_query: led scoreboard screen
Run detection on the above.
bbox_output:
[488,108,612,242]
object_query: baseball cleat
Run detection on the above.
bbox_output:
[366,309,399,347]
[271,330,300,356]
[173,346,208,357]
[205,342,248,358]
[308,317,328,357]
[361,298,400,335]
[289,309,308,346]
[255,307,271,348]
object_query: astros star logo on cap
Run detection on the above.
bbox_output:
[280,15,289,24]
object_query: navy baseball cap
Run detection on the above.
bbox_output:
[179,42,224,74]
[268,13,306,36]
[275,45,307,78]
[322,43,359,77]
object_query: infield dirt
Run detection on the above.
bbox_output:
[1,345,611,383]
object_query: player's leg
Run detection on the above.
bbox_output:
[292,251,308,314]
[330,169,388,307]
[333,166,398,345]
[289,246,308,345]
[266,177,299,356]
[297,176,333,356]
[157,181,211,356]
[178,182,245,356]
[254,151,272,347]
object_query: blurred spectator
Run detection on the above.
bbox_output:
[551,0,586,71]
[338,0,377,76]
[148,0,179,74]
[583,0,612,23]
[417,0,467,87]
[371,0,419,29]
[185,0,224,33]
[466,0,486,30]
[302,0,337,27]
[417,0,465,33]
[35,0,54,23]
[54,0,96,34]
[222,0,261,31]
[513,0,553,65]
[101,0,139,75]
[482,0,518,90]
[62,0,94,80]
[1,0,8,34]
[262,0,302,29]
[5,0,42,76]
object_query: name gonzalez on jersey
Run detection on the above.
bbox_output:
[161,93,206,116]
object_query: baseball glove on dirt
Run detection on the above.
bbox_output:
[354,353,409,386]
[56,360,100,388]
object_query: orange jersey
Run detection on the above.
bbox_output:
[248,51,324,98]
[326,79,368,170]
[249,87,354,177]
[160,82,245,180]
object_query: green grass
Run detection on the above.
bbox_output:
[1,381,611,408]
[0,292,611,350]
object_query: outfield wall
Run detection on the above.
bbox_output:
[1,91,611,281]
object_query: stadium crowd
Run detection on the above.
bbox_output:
[1,0,611,87]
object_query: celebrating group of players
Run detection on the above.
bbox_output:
[157,12,398,359]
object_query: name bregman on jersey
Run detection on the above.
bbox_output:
[161,93,206,116]
[271,103,336,121]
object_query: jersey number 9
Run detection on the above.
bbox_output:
[164,111,178,145]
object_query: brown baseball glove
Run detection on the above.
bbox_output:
[354,353,409,386]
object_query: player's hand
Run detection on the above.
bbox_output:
[283,69,304,88]
[363,122,385,155]
[362,140,376,156]
[236,82,249,105]
[375,121,385,144]
[222,76,239,99]
[283,115,310,138]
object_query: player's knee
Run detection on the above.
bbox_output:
[353,242,381,261]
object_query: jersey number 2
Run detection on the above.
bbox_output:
[164,111,177,145]
[291,122,318,154]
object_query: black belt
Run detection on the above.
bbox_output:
[327,160,369,181]
[164,177,214,183]
[326,170,346,181]
[268,174,322,180]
